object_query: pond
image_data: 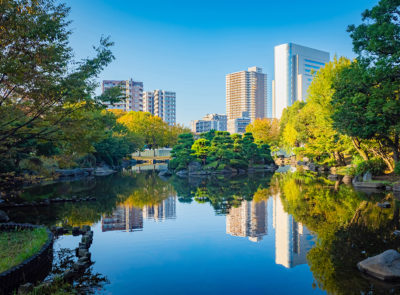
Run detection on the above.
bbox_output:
[5,167,400,295]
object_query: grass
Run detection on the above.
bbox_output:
[0,227,48,273]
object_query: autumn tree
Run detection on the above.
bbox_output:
[246,118,280,148]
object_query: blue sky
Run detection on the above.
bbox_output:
[68,0,378,126]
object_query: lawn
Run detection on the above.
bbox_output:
[0,227,48,273]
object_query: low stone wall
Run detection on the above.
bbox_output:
[0,223,53,295]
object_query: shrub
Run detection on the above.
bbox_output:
[395,163,400,175]
[355,158,387,176]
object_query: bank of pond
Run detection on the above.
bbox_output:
[1,168,400,294]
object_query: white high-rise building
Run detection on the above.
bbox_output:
[272,43,330,118]
[226,67,267,123]
[102,79,143,112]
[190,114,227,134]
[143,90,176,125]
[273,193,314,268]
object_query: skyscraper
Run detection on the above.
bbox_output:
[190,113,227,133]
[143,90,176,125]
[226,67,267,123]
[226,200,268,242]
[273,193,314,268]
[101,205,143,232]
[272,43,330,119]
[102,79,143,112]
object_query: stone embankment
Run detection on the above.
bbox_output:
[0,195,97,209]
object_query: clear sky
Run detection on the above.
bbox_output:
[67,0,378,126]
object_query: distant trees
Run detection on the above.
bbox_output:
[169,131,275,172]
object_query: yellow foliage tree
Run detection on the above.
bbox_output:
[246,118,280,145]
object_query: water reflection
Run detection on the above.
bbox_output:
[6,168,400,294]
[273,193,314,268]
[226,200,268,242]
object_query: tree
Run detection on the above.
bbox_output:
[169,133,195,171]
[118,112,168,152]
[246,118,280,146]
[191,138,211,165]
[332,0,400,167]
[0,0,121,173]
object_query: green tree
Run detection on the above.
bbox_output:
[332,0,400,167]
[191,138,211,165]
[169,133,195,171]
[0,0,120,172]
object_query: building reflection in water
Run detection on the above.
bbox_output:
[226,200,268,242]
[273,193,314,268]
[102,196,176,232]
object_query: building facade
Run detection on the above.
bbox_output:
[143,90,176,125]
[226,66,267,123]
[190,113,227,133]
[227,111,251,134]
[102,79,143,112]
[272,43,330,119]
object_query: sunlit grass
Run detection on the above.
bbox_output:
[0,228,48,273]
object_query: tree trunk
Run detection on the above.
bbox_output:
[352,137,369,161]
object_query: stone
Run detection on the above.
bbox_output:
[73,261,87,271]
[394,183,400,193]
[357,249,400,281]
[72,226,80,236]
[78,248,89,257]
[386,186,393,191]
[342,175,353,184]
[82,225,91,232]
[158,170,172,177]
[63,269,76,281]
[0,210,9,223]
[18,283,34,294]
[363,171,372,182]
[377,201,391,209]
[393,230,400,237]
[176,170,188,177]
[188,161,202,173]
[328,174,339,181]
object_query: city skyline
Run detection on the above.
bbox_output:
[67,0,377,126]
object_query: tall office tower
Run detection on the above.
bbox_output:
[143,196,177,221]
[272,43,330,119]
[226,66,267,123]
[102,79,143,112]
[143,90,176,125]
[226,200,268,242]
[272,193,314,268]
[190,114,227,133]
[101,205,143,232]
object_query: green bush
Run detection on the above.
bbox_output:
[229,159,248,169]
[394,163,400,175]
[355,158,387,176]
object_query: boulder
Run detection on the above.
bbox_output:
[0,210,9,223]
[363,171,372,182]
[188,162,202,173]
[394,183,400,193]
[63,269,77,281]
[328,174,339,181]
[342,175,353,184]
[377,201,391,209]
[176,170,188,177]
[82,225,91,232]
[18,283,33,294]
[72,226,80,236]
[357,250,400,281]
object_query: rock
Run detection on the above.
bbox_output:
[308,163,317,172]
[18,283,34,294]
[158,170,172,177]
[73,261,87,271]
[82,225,91,232]
[72,226,80,236]
[342,175,353,184]
[63,268,76,281]
[0,210,9,223]
[328,174,339,181]
[363,171,372,182]
[393,230,400,237]
[357,249,400,281]
[377,201,391,209]
[386,186,393,191]
[78,248,89,257]
[394,183,400,192]
[188,162,202,173]
[176,170,188,177]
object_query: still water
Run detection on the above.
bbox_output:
[6,168,400,294]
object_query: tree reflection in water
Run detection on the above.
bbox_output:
[276,171,400,295]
